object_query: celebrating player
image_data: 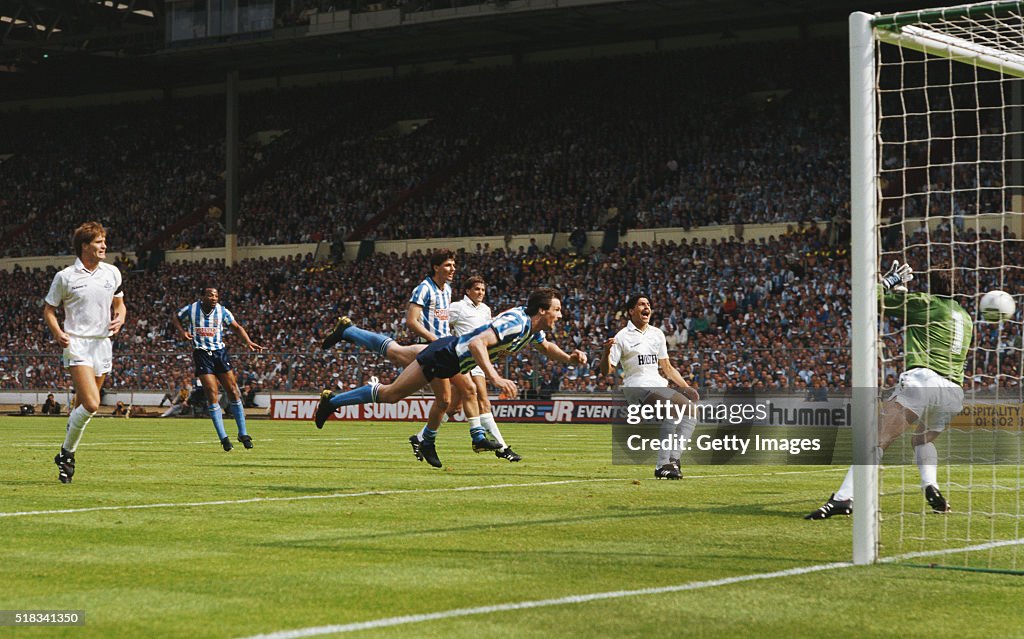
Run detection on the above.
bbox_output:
[600,294,699,479]
[806,262,971,519]
[315,288,587,467]
[172,286,265,451]
[44,221,127,484]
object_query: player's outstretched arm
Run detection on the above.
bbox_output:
[467,331,518,399]
[881,260,913,292]
[232,321,265,352]
[536,340,587,366]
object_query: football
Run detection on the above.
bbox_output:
[980,290,1016,322]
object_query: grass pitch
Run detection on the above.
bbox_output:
[1,416,1021,638]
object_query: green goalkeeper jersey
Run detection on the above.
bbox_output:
[879,287,973,385]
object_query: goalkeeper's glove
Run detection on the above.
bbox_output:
[881,260,913,292]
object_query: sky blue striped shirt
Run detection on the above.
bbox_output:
[177,302,236,352]
[409,277,451,338]
[454,306,545,373]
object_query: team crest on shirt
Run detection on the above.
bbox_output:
[436,308,449,320]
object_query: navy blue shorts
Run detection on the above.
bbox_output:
[193,348,233,375]
[414,336,461,382]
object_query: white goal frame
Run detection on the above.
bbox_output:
[850,0,1024,565]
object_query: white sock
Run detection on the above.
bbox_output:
[480,412,506,448]
[915,442,938,490]
[468,415,482,431]
[674,416,696,461]
[441,413,450,423]
[834,467,855,502]
[656,422,674,467]
[62,405,96,453]
[834,448,883,502]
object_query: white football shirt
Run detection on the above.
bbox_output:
[608,320,669,388]
[45,258,124,338]
[448,295,492,337]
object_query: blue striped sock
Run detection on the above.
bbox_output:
[468,416,486,441]
[344,326,393,357]
[209,405,227,440]
[419,425,437,443]
[328,384,376,409]
[230,400,247,437]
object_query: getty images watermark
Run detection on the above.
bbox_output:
[610,388,1023,466]
[623,398,824,458]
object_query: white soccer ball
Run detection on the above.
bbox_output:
[979,290,1016,322]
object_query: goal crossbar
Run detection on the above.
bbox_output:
[873,1,1024,79]
[871,1,1023,28]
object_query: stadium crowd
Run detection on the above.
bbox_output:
[2,38,1020,402]
[1,42,851,258]
[2,224,1020,398]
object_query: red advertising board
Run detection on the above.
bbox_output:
[269,396,626,424]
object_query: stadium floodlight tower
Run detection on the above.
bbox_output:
[850,1,1024,568]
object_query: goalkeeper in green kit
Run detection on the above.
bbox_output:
[806,261,973,519]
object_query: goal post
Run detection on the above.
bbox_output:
[850,1,1024,569]
[849,10,880,566]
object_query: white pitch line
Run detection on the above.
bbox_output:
[235,536,1024,639]
[879,536,1024,562]
[0,479,622,518]
[0,468,841,519]
[236,562,852,639]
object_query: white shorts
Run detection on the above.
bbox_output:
[468,365,485,378]
[889,368,964,433]
[622,385,675,405]
[63,337,113,375]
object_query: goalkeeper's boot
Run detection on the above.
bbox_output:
[804,493,852,520]
[472,437,502,452]
[238,434,254,449]
[321,316,353,350]
[495,447,522,462]
[54,448,75,484]
[925,485,951,514]
[654,464,681,480]
[220,436,234,452]
[314,390,335,429]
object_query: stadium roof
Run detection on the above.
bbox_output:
[0,0,944,102]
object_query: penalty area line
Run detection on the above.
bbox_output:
[235,562,852,639]
[0,468,839,519]
[236,536,1024,639]
[0,478,623,518]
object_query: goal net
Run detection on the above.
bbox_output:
[851,1,1024,569]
